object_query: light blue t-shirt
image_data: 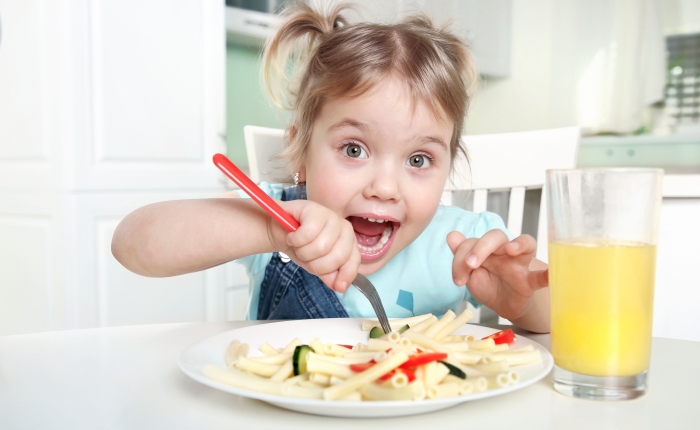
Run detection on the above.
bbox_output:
[236,183,513,319]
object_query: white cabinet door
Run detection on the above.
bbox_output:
[0,0,226,192]
[0,0,234,335]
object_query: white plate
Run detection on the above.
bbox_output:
[178,319,553,418]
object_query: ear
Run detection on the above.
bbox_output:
[298,164,306,183]
[288,123,297,143]
[288,123,307,182]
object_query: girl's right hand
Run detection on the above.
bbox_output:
[268,200,360,293]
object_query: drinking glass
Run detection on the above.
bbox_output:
[546,168,663,400]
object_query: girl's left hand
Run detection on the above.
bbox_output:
[446,229,549,323]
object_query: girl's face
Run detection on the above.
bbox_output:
[301,77,453,275]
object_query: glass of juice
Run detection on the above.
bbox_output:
[546,168,663,400]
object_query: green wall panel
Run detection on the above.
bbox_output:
[226,44,289,169]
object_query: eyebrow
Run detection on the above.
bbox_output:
[327,118,449,151]
[327,118,371,134]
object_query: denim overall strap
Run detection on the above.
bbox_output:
[256,184,349,320]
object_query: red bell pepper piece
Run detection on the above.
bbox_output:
[349,361,376,372]
[378,367,417,382]
[481,328,516,345]
[399,352,448,368]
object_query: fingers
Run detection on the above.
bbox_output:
[447,229,510,286]
[303,223,359,292]
[290,214,340,262]
[504,234,537,257]
[464,229,510,267]
[447,231,477,286]
[527,268,549,291]
[278,200,359,292]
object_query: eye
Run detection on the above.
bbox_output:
[407,154,432,168]
[343,143,367,159]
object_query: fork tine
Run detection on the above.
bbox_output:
[352,274,392,334]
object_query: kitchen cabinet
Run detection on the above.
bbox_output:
[0,0,248,335]
[352,0,512,77]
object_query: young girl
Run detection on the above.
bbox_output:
[112,2,550,333]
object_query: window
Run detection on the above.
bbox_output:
[666,33,700,126]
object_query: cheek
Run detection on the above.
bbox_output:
[305,167,350,209]
[406,182,445,227]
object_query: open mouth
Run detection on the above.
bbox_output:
[347,216,399,261]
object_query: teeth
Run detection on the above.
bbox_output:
[364,217,386,223]
[357,225,392,253]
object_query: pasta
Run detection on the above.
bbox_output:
[204,311,543,402]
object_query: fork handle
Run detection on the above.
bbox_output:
[213,153,299,233]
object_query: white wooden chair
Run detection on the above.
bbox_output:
[244,125,286,183]
[243,125,581,324]
[443,126,580,323]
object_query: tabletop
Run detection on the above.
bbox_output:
[1,320,699,430]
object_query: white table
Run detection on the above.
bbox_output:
[1,321,699,430]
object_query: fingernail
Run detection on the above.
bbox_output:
[454,278,464,286]
[337,281,347,292]
[467,255,478,267]
[510,242,520,250]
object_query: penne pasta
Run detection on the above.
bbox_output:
[205,312,542,403]
[322,343,352,356]
[309,338,325,354]
[340,391,362,401]
[323,352,409,400]
[203,365,283,396]
[458,380,474,395]
[282,384,324,399]
[309,372,331,386]
[361,383,414,401]
[234,356,282,378]
[481,350,542,366]
[485,373,511,389]
[401,330,449,353]
[427,381,460,399]
[433,308,474,340]
[270,359,294,382]
[249,352,292,365]
[224,340,242,367]
[307,355,355,379]
[466,338,497,350]
[281,338,303,353]
[462,360,510,376]
[258,342,279,356]
[507,370,520,385]
[384,371,409,388]
[411,380,427,400]
[407,315,438,334]
[474,376,489,392]
[453,351,494,365]
[442,341,470,352]
[361,314,433,332]
[423,310,456,338]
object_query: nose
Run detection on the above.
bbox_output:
[362,161,402,202]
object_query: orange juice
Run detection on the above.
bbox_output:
[549,241,656,377]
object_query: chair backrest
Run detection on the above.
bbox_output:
[244,125,286,183]
[443,126,580,263]
[244,124,581,261]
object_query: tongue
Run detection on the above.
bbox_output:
[348,216,388,247]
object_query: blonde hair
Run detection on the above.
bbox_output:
[262,1,478,179]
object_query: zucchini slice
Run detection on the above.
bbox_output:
[439,361,467,379]
[369,323,410,339]
[293,345,313,375]
[369,326,385,339]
